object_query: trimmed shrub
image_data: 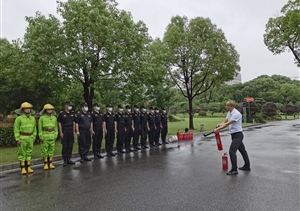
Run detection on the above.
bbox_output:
[0,127,16,148]
[198,110,207,117]
[168,114,183,122]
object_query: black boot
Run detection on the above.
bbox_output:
[97,153,104,159]
[63,158,68,166]
[80,156,85,163]
[67,158,75,165]
[94,154,99,159]
[84,155,92,161]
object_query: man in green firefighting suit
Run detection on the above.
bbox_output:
[14,102,37,175]
[38,104,58,170]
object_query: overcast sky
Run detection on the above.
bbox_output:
[1,0,299,82]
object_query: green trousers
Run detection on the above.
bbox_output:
[18,136,34,161]
[40,139,55,157]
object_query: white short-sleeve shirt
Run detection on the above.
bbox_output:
[226,108,242,134]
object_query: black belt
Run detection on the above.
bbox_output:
[231,131,243,135]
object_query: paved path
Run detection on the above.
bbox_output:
[1,120,299,211]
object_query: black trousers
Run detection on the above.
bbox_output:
[92,128,103,155]
[133,125,140,148]
[229,132,250,171]
[61,128,74,159]
[105,127,115,152]
[148,126,155,145]
[125,126,133,150]
[117,126,125,151]
[161,126,168,142]
[154,124,161,144]
[140,125,148,146]
[78,129,91,156]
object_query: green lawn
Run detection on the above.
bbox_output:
[0,117,251,165]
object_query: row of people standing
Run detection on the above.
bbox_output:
[68,102,169,163]
[13,101,169,175]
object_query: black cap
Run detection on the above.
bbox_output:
[149,106,153,110]
[134,105,138,108]
[162,108,166,110]
[155,107,158,110]
[81,102,88,107]
[106,104,112,108]
[118,105,123,108]
[65,101,73,105]
[140,105,145,109]
[93,103,100,107]
[125,105,130,109]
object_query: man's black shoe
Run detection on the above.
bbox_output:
[144,145,149,149]
[94,155,99,159]
[227,170,238,175]
[135,147,141,150]
[63,158,68,166]
[107,153,112,157]
[126,150,130,153]
[97,154,104,159]
[84,155,92,161]
[79,157,84,163]
[239,166,251,171]
[110,152,116,156]
[67,158,75,165]
[129,149,134,152]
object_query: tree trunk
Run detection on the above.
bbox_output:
[83,83,93,111]
[188,97,194,129]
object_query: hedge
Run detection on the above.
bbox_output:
[0,127,16,147]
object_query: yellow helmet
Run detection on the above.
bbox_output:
[20,102,33,109]
[43,104,54,110]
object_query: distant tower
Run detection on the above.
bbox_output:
[226,73,242,85]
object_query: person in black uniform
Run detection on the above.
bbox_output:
[147,107,156,147]
[103,104,117,157]
[57,101,76,166]
[132,105,141,151]
[140,106,149,149]
[161,108,169,145]
[115,105,126,154]
[124,105,134,153]
[75,102,92,163]
[154,107,162,146]
[91,103,104,159]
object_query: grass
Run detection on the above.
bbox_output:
[0,117,251,165]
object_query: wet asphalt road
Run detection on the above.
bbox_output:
[1,120,299,211]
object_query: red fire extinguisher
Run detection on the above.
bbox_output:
[215,132,223,151]
[222,153,228,170]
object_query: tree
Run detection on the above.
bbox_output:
[161,16,240,129]
[264,0,300,67]
[23,0,150,109]
[261,102,277,118]
[0,38,65,115]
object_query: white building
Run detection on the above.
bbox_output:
[226,73,242,85]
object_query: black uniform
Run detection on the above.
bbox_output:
[132,111,141,149]
[161,113,168,144]
[103,112,116,154]
[154,113,161,145]
[91,111,103,156]
[124,112,133,151]
[75,111,92,157]
[140,112,148,147]
[147,112,156,146]
[115,112,126,152]
[57,110,75,159]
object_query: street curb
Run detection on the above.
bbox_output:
[0,122,269,172]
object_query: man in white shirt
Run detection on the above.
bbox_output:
[214,100,251,175]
